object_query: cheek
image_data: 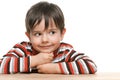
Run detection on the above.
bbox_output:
[50,35,62,43]
[30,37,41,45]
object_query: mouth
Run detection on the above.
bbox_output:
[39,45,53,49]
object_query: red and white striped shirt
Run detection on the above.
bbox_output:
[0,41,97,74]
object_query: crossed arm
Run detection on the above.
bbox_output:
[0,43,97,74]
[32,52,97,74]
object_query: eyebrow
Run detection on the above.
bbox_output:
[32,28,58,32]
[48,28,58,31]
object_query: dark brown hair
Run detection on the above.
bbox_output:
[25,1,65,33]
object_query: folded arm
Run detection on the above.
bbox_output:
[0,42,32,74]
[36,50,97,74]
[58,54,97,74]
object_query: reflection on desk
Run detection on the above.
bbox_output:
[0,72,120,80]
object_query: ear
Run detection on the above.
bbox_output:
[61,28,66,40]
[25,32,30,40]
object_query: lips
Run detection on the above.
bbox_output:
[39,45,53,49]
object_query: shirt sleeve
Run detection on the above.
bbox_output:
[0,42,32,74]
[58,53,97,74]
[53,45,97,74]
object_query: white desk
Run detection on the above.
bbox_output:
[0,72,120,80]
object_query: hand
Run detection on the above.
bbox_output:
[37,63,61,74]
[30,52,54,68]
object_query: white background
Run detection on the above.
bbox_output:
[0,0,120,72]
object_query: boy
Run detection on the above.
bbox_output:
[0,1,97,74]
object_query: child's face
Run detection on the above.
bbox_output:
[26,18,66,53]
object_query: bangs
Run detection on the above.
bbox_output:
[32,16,54,31]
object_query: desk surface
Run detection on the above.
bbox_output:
[0,72,120,80]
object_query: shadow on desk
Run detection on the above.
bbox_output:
[0,72,120,80]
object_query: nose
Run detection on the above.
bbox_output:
[41,34,49,43]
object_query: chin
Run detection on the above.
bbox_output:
[40,50,53,53]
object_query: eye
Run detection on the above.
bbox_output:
[34,33,41,37]
[49,31,56,35]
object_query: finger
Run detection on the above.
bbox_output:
[49,53,54,57]
[38,69,43,73]
[49,56,53,61]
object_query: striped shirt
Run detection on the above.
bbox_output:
[0,41,97,74]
